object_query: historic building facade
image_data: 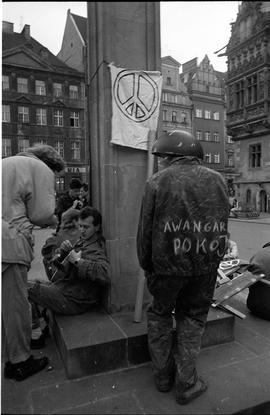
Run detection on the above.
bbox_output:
[180,55,237,184]
[161,56,193,133]
[2,21,87,193]
[226,1,270,213]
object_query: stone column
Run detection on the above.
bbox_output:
[87,2,161,311]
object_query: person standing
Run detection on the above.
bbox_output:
[246,242,270,320]
[137,130,230,404]
[55,178,83,230]
[80,183,90,208]
[2,145,65,381]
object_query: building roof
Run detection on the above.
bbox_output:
[70,12,87,43]
[2,24,82,75]
[161,55,181,67]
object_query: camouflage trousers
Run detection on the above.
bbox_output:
[146,271,217,388]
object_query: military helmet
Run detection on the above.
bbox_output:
[152,130,204,160]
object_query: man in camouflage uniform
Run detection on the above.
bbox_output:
[137,130,230,404]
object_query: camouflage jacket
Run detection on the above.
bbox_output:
[137,157,230,277]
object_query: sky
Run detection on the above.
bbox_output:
[2,1,240,72]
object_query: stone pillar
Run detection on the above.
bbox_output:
[87,2,161,311]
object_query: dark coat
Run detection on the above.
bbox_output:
[137,157,230,278]
[52,233,110,308]
[55,191,77,224]
[247,245,270,320]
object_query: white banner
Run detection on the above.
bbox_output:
[109,64,162,150]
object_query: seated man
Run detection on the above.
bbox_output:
[28,206,110,347]
[42,208,81,280]
[246,242,270,321]
[223,232,239,261]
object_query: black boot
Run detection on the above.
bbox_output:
[176,375,208,405]
[4,355,48,381]
[4,361,14,379]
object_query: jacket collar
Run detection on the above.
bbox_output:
[169,156,202,166]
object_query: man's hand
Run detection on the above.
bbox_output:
[72,199,83,209]
[59,240,73,255]
[68,250,82,265]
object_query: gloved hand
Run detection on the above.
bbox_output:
[68,249,82,265]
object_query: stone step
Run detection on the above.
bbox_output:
[49,307,234,380]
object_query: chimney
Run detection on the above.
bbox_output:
[21,24,30,40]
[2,21,14,33]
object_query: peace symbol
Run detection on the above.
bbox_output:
[113,70,159,123]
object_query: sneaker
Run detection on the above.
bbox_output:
[30,334,46,349]
[176,377,208,405]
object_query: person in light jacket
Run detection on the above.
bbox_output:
[2,145,65,381]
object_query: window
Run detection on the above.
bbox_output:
[205,110,211,119]
[162,92,168,102]
[213,111,220,120]
[2,75,9,90]
[196,130,202,141]
[18,106,29,123]
[205,153,211,163]
[180,111,187,124]
[2,138,12,157]
[246,189,251,204]
[2,105,10,122]
[54,141,64,158]
[195,108,202,118]
[162,110,167,121]
[213,133,220,142]
[249,144,261,168]
[236,80,244,108]
[17,77,28,93]
[36,108,47,125]
[69,85,79,99]
[228,154,234,166]
[35,80,46,95]
[258,72,264,101]
[53,83,62,97]
[227,135,234,143]
[247,74,257,105]
[166,77,172,85]
[71,141,81,160]
[55,177,65,193]
[53,109,63,127]
[18,138,29,153]
[205,131,211,141]
[70,111,80,127]
[214,154,220,163]
[33,139,47,146]
[172,111,177,123]
[171,94,177,104]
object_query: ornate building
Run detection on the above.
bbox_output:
[161,56,193,133]
[226,1,270,213]
[2,21,87,193]
[180,55,236,183]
